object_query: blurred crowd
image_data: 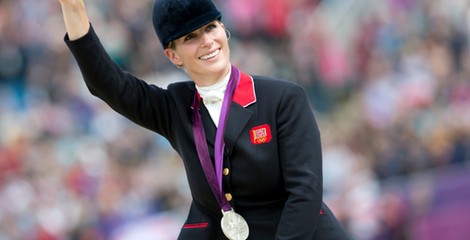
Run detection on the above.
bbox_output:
[1,0,470,239]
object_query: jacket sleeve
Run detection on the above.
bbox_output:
[275,84,323,239]
[64,26,175,138]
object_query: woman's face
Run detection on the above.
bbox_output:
[164,21,230,85]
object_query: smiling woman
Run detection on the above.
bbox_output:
[164,20,231,86]
[56,0,351,239]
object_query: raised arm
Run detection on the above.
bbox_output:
[58,0,90,40]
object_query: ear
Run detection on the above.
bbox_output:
[164,48,183,66]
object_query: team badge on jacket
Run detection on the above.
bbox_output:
[250,124,272,145]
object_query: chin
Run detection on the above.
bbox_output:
[205,59,230,74]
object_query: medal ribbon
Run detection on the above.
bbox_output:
[192,65,240,212]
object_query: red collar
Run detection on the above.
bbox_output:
[233,71,256,108]
[194,71,256,109]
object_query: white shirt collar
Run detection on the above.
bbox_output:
[196,69,231,105]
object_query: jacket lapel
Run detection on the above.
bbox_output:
[233,71,256,108]
[225,102,252,154]
[224,71,256,153]
[190,70,256,153]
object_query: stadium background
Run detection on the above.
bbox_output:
[0,0,469,239]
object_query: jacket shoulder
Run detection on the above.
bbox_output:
[167,80,195,91]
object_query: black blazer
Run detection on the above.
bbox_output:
[65,26,351,240]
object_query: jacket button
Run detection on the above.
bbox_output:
[225,193,233,201]
[223,168,230,176]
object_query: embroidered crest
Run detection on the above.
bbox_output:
[250,124,272,145]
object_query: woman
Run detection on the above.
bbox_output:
[58,0,351,239]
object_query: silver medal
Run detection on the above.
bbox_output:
[221,209,249,240]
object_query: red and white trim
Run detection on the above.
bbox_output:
[233,71,256,108]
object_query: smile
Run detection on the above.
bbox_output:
[199,49,220,60]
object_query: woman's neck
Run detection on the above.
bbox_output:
[192,65,231,87]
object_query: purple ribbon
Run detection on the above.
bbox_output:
[192,65,240,212]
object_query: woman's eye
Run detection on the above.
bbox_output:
[206,24,217,32]
[184,34,196,41]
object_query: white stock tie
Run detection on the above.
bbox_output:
[203,91,225,105]
[195,69,231,127]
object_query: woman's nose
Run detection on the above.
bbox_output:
[200,33,214,47]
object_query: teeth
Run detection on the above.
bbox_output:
[200,49,220,60]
